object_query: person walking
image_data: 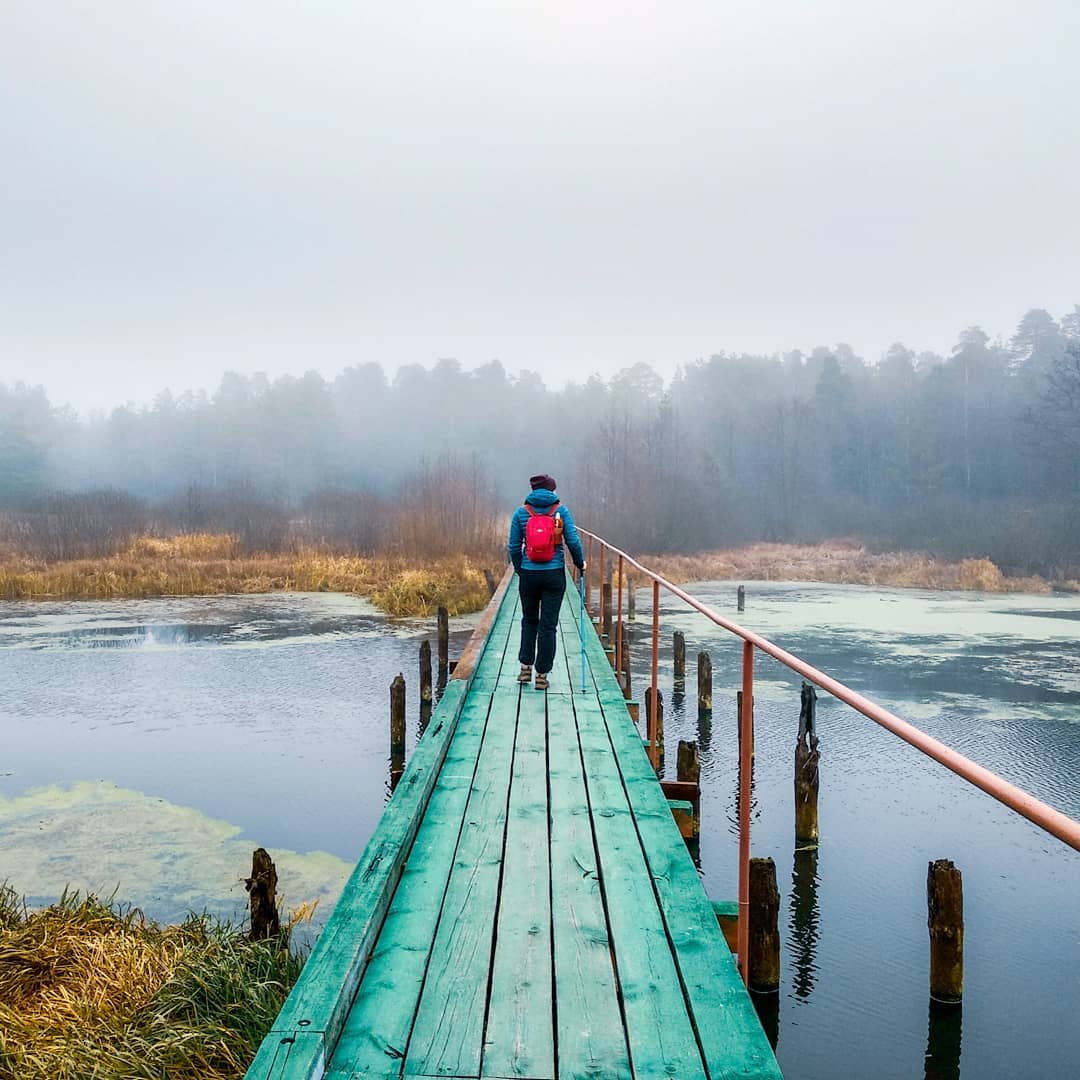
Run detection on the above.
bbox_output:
[508,473,586,690]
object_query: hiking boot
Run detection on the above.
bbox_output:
[517,665,532,684]
[535,672,549,691]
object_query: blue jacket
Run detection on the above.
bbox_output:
[508,489,586,572]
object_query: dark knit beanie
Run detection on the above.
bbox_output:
[529,474,557,491]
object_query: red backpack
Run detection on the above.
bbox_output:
[524,503,564,562]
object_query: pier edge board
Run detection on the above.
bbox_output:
[244,574,516,1080]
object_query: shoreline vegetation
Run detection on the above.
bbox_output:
[638,540,1078,595]
[0,887,303,1080]
[0,534,499,616]
[1,535,1075,615]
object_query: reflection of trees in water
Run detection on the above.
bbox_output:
[789,846,820,1001]
[924,1000,963,1080]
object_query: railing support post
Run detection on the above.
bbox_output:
[738,641,754,985]
[597,543,605,622]
[586,535,593,613]
[616,555,624,685]
[650,579,660,770]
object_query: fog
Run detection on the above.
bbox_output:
[2,2,1079,412]
[3,306,1079,577]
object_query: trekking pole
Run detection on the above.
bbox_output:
[580,567,587,694]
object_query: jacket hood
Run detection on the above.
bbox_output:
[524,489,561,509]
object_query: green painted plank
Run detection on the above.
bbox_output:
[325,591,522,1078]
[327,693,494,1076]
[246,587,520,1080]
[573,604,782,1079]
[598,693,782,1079]
[403,685,521,1075]
[482,687,554,1078]
[547,644,633,1080]
[244,679,469,1080]
[572,690,708,1080]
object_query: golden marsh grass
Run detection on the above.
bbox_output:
[635,541,1055,593]
[0,534,499,615]
[0,887,302,1080]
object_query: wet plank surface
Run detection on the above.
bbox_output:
[247,572,782,1080]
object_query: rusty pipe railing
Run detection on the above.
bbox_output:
[580,529,1080,985]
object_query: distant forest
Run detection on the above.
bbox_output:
[2,306,1079,578]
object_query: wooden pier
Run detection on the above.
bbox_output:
[245,569,782,1080]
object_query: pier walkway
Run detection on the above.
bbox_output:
[246,569,782,1080]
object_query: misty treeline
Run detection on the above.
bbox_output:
[2,306,1079,577]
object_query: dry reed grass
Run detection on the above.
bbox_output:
[636,541,1052,594]
[0,534,501,615]
[0,887,302,1080]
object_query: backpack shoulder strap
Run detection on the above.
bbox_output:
[524,501,560,516]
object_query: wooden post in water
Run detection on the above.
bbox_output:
[622,635,632,699]
[748,856,780,993]
[627,583,636,622]
[245,848,281,941]
[677,739,700,838]
[419,641,433,705]
[437,606,449,682]
[602,581,613,641]
[673,630,686,678]
[928,860,963,1003]
[644,687,664,773]
[795,681,820,844]
[697,651,712,713]
[738,585,745,612]
[419,640,433,736]
[390,673,406,791]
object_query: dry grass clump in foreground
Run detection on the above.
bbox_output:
[637,541,1052,594]
[0,887,302,1080]
[0,534,500,616]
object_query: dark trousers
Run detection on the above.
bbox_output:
[517,568,567,675]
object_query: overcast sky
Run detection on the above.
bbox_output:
[2,1,1078,414]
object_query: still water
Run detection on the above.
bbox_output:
[1,584,1078,1079]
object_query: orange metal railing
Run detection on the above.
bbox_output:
[579,529,1080,987]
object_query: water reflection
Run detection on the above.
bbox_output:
[673,672,686,708]
[751,989,780,1052]
[924,999,963,1080]
[696,703,713,761]
[789,846,821,1001]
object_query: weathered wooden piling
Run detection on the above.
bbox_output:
[795,681,820,843]
[678,739,700,838]
[697,651,712,712]
[673,630,686,678]
[748,856,780,993]
[927,859,963,1003]
[627,584,636,622]
[419,640,433,704]
[390,673,406,790]
[737,585,745,612]
[437,606,449,679]
[483,568,497,596]
[602,581,613,640]
[644,687,664,771]
[245,848,281,941]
